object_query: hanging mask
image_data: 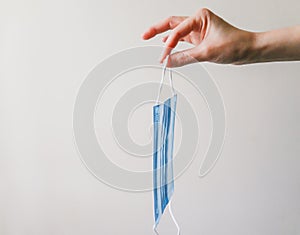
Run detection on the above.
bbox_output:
[153,60,180,234]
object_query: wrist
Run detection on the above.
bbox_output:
[249,27,300,63]
[243,31,280,64]
[235,31,262,65]
[248,32,268,63]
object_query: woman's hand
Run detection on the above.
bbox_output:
[142,8,255,67]
[142,8,300,67]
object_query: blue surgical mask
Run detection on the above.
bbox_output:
[153,63,180,234]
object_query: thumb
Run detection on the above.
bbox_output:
[167,46,207,67]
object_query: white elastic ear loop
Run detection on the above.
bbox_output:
[169,200,181,235]
[155,56,175,104]
[152,201,181,235]
[155,64,167,104]
[153,225,159,235]
[168,66,175,95]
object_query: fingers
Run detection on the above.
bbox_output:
[162,35,186,43]
[165,17,196,47]
[160,17,197,63]
[160,46,173,64]
[162,35,168,42]
[142,16,187,40]
[167,47,206,67]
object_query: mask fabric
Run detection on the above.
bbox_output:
[153,94,177,225]
[152,62,180,234]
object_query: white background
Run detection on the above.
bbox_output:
[0,0,300,234]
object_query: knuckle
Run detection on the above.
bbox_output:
[201,8,211,15]
[149,26,157,34]
[196,8,211,17]
[168,16,177,28]
[168,16,176,22]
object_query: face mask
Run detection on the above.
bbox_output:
[153,62,180,234]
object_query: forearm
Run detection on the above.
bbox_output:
[244,26,300,64]
[142,9,300,66]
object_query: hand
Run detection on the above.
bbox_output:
[142,8,255,67]
[142,8,300,67]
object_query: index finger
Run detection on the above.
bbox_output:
[160,17,197,62]
[142,16,187,40]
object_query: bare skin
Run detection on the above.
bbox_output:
[142,8,300,67]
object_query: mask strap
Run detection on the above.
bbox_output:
[169,200,181,235]
[152,200,180,235]
[155,55,176,104]
[153,225,159,235]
